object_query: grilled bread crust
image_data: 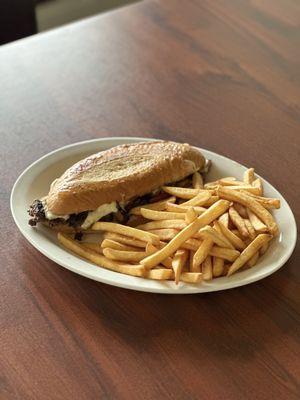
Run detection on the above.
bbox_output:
[46,141,205,215]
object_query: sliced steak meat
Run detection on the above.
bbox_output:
[28,200,46,226]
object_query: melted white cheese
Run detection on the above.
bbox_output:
[43,201,69,221]
[81,202,117,229]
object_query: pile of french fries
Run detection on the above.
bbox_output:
[58,168,280,285]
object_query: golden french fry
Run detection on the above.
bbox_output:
[101,239,139,252]
[147,229,179,241]
[140,208,186,221]
[92,222,160,245]
[227,234,273,276]
[137,219,187,231]
[198,225,235,249]
[218,178,244,186]
[185,207,198,224]
[230,229,243,239]
[146,269,173,280]
[181,238,203,251]
[209,246,240,262]
[166,202,206,215]
[213,220,222,234]
[172,249,189,284]
[233,203,248,219]
[189,250,195,272]
[180,272,202,284]
[202,256,213,280]
[192,172,204,189]
[103,232,146,248]
[224,185,261,195]
[203,196,219,206]
[243,168,255,185]
[146,243,173,269]
[247,251,259,267]
[244,219,256,241]
[205,178,244,188]
[58,233,145,277]
[252,178,263,196]
[180,191,212,207]
[228,206,249,238]
[218,212,229,228]
[103,248,146,262]
[81,242,104,254]
[215,221,246,251]
[260,242,269,255]
[162,186,201,199]
[246,208,267,233]
[140,200,231,269]
[129,196,176,215]
[192,238,214,271]
[242,192,280,210]
[213,257,224,277]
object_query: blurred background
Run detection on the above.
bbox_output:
[0,0,139,45]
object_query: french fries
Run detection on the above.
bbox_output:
[162,186,202,199]
[243,192,280,209]
[198,225,235,249]
[228,206,249,238]
[222,185,261,195]
[260,242,269,255]
[140,208,186,221]
[202,256,213,280]
[227,234,272,276]
[185,207,198,224]
[209,246,240,262]
[57,166,280,285]
[192,238,213,271]
[244,219,256,241]
[213,257,224,277]
[166,202,206,215]
[146,269,173,280]
[103,232,146,248]
[252,178,263,196]
[218,212,229,228]
[92,221,160,245]
[218,187,279,236]
[192,172,204,189]
[146,243,173,269]
[243,168,255,185]
[129,196,176,215]
[180,191,211,207]
[180,272,202,284]
[172,249,188,284]
[137,219,187,231]
[81,242,104,254]
[101,239,139,252]
[233,203,248,219]
[103,248,146,262]
[246,208,267,233]
[215,221,246,251]
[247,251,259,268]
[58,233,145,277]
[147,229,179,241]
[140,200,231,269]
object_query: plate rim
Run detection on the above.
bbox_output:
[10,137,297,294]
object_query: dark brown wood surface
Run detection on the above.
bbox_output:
[1,0,300,398]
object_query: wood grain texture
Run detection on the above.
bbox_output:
[1,0,300,398]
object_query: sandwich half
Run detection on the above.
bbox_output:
[28,141,206,232]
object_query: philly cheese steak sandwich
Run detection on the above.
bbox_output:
[28,141,206,233]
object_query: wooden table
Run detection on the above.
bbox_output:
[1,1,299,398]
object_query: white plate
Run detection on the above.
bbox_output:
[11,137,297,294]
